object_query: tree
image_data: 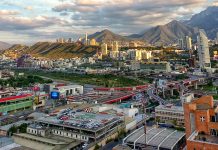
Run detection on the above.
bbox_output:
[94,144,100,150]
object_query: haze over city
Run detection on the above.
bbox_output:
[0,0,218,44]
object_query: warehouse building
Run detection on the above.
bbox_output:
[123,126,186,150]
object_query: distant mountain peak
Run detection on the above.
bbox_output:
[185,6,218,39]
[0,41,11,51]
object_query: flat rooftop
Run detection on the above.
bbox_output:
[36,109,122,131]
[124,126,185,149]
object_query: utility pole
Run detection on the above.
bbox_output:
[141,93,147,149]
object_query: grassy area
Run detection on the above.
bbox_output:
[14,69,143,87]
[0,75,52,88]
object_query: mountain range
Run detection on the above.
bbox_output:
[0,41,11,50]
[88,6,218,45]
[2,6,218,59]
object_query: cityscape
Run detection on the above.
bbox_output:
[0,0,218,150]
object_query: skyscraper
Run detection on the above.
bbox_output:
[178,36,192,50]
[112,41,119,51]
[197,29,211,69]
[90,39,96,46]
[216,32,218,44]
[185,36,192,50]
[85,33,88,45]
[101,43,108,56]
[178,38,184,49]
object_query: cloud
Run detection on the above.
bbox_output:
[25,6,33,11]
[0,10,20,15]
[0,15,69,31]
[52,0,208,33]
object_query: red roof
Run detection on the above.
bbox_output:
[0,94,33,103]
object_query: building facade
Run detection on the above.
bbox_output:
[197,29,211,69]
[184,96,218,150]
[0,94,33,115]
[155,105,184,126]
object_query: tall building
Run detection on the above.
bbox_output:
[90,39,96,46]
[184,96,218,150]
[85,33,88,45]
[197,29,211,69]
[184,36,192,50]
[101,43,108,56]
[216,32,218,44]
[112,41,119,51]
[178,38,184,49]
[178,36,192,50]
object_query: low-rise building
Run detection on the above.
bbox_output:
[51,85,83,98]
[155,104,184,126]
[140,61,171,73]
[0,94,33,115]
[123,126,186,150]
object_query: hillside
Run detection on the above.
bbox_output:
[0,41,11,50]
[185,6,218,39]
[88,29,130,43]
[3,42,99,59]
[129,20,197,44]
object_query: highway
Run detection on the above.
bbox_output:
[147,86,166,105]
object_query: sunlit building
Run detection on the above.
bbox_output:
[101,43,108,56]
[184,96,218,150]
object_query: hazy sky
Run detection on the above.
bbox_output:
[0,0,217,44]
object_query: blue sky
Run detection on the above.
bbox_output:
[0,0,217,44]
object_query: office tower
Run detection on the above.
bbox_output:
[112,41,119,51]
[85,33,88,45]
[178,38,184,49]
[101,43,108,56]
[197,29,211,68]
[90,39,96,46]
[184,96,218,150]
[216,32,218,44]
[184,36,192,50]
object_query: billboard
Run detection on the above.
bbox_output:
[50,91,60,100]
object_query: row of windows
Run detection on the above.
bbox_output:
[52,130,88,140]
[157,116,184,122]
[156,111,183,117]
[0,98,31,106]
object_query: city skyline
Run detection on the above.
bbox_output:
[0,0,218,44]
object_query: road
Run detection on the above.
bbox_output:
[147,87,166,105]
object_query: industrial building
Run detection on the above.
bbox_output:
[123,126,186,150]
[13,108,124,150]
[51,85,83,98]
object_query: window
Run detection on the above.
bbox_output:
[200,116,205,122]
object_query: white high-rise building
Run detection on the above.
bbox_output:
[197,29,211,69]
[85,33,88,45]
[216,32,218,44]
